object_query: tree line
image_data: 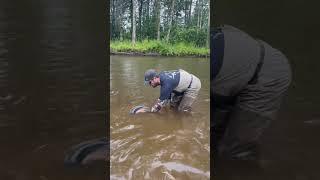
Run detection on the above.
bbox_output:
[110,0,210,47]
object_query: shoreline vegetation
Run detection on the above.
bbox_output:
[110,40,209,58]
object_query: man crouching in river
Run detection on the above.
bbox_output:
[212,25,292,169]
[144,69,201,113]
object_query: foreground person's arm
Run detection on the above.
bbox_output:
[151,83,173,112]
[151,99,168,112]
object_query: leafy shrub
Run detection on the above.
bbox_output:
[110,40,209,56]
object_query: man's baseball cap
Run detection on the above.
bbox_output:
[144,69,157,85]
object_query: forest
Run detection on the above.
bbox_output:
[110,0,210,56]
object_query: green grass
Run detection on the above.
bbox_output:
[110,40,209,57]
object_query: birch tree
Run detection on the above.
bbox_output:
[165,0,176,42]
[131,0,136,44]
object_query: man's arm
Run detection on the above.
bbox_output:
[151,99,169,112]
[150,83,174,112]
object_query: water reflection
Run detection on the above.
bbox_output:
[0,1,106,179]
[64,138,108,166]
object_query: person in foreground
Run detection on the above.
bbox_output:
[144,68,201,113]
[212,25,292,172]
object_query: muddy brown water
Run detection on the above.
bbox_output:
[0,1,106,179]
[110,55,210,179]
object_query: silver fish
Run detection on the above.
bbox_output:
[129,105,151,114]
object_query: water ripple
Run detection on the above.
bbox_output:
[110,56,210,179]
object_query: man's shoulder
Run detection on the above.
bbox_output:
[160,69,179,73]
[160,70,179,77]
[159,70,180,84]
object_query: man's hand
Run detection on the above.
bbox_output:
[151,99,165,112]
[151,103,161,112]
[151,107,156,112]
[150,99,169,113]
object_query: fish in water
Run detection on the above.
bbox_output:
[64,138,108,166]
[129,105,151,114]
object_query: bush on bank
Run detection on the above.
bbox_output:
[110,40,209,57]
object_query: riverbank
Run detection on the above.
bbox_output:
[110,40,209,58]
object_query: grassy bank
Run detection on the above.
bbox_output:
[110,40,209,57]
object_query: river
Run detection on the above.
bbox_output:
[110,55,210,179]
[0,1,106,179]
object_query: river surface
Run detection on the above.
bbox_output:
[110,55,210,179]
[0,1,106,179]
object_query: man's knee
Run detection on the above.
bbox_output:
[215,107,272,160]
[178,95,195,112]
[218,141,260,160]
[170,94,183,110]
